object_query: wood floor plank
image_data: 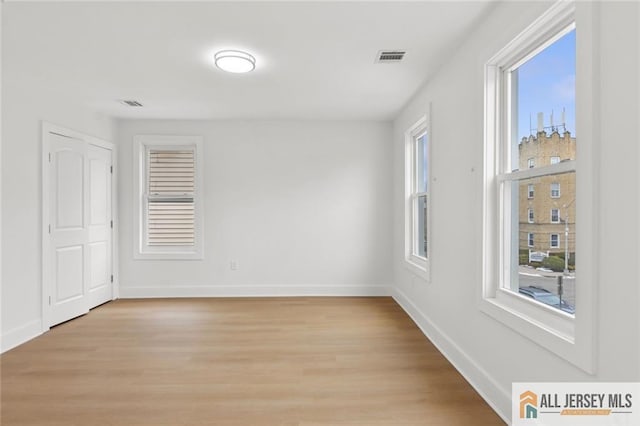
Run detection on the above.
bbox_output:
[1,297,504,425]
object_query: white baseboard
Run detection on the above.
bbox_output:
[120,284,391,298]
[392,287,510,425]
[2,319,42,353]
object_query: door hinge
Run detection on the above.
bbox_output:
[48,152,51,162]
[49,296,51,305]
[48,224,51,234]
[110,165,113,174]
[110,220,113,228]
[110,275,114,283]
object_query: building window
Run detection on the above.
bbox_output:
[527,184,534,199]
[551,208,560,223]
[528,208,534,223]
[482,1,593,372]
[550,156,561,165]
[404,116,430,279]
[134,135,204,259]
[550,234,560,248]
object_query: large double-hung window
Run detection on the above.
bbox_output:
[483,1,595,372]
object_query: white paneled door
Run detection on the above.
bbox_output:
[44,125,114,328]
[49,133,89,325]
[87,145,113,308]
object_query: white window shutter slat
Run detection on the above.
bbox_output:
[147,149,195,246]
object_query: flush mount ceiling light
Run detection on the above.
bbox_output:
[214,50,256,73]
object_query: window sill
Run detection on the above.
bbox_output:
[404,256,430,282]
[479,288,593,373]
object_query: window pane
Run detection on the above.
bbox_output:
[147,148,196,246]
[148,149,195,194]
[415,134,428,193]
[415,195,428,258]
[511,171,576,314]
[511,29,576,171]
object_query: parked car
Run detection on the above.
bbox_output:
[518,286,575,314]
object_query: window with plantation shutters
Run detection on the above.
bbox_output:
[147,149,195,246]
[135,135,204,259]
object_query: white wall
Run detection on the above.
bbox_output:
[1,9,115,350]
[391,1,640,421]
[116,120,393,297]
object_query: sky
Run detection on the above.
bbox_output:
[517,29,576,140]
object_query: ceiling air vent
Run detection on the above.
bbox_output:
[120,100,143,107]
[376,50,406,63]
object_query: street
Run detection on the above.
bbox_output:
[518,266,575,308]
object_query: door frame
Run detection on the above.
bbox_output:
[41,121,118,332]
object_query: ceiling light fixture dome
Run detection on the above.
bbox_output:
[214,50,256,73]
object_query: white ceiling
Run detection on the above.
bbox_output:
[3,1,496,121]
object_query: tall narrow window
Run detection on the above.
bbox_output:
[500,24,576,312]
[135,135,204,259]
[405,116,430,278]
[527,184,534,199]
[484,0,593,373]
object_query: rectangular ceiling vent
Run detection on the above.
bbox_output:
[120,100,143,107]
[376,50,406,63]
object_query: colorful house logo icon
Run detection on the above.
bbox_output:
[520,390,538,419]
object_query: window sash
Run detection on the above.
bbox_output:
[411,192,428,259]
[413,131,428,193]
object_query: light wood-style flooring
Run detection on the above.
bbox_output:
[1,297,504,425]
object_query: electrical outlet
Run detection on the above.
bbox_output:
[230,260,238,271]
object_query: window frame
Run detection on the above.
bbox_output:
[404,115,431,280]
[528,208,534,223]
[133,135,204,260]
[550,156,561,165]
[551,208,560,223]
[550,233,560,248]
[482,0,596,373]
[551,182,561,198]
[527,184,534,199]
[527,233,534,248]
